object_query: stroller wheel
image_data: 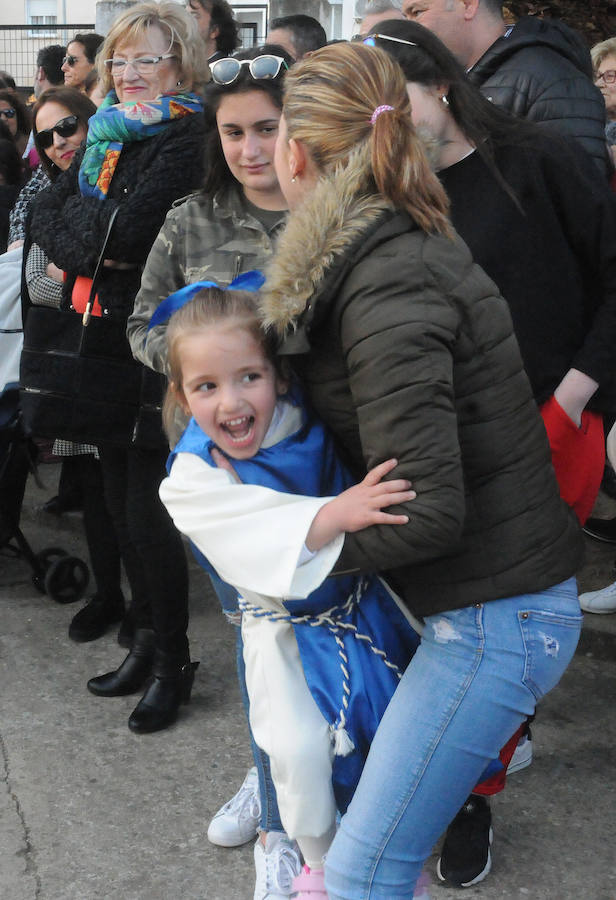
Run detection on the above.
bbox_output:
[45,556,89,604]
[32,547,68,593]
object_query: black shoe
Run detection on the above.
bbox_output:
[87,628,155,697]
[128,649,199,734]
[42,493,82,516]
[68,594,125,643]
[583,516,616,543]
[437,795,493,888]
[117,608,136,649]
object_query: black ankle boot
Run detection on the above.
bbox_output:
[87,628,155,697]
[69,593,125,643]
[128,648,199,734]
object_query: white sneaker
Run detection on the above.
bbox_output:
[506,731,533,775]
[207,766,261,847]
[253,831,302,900]
[579,581,616,614]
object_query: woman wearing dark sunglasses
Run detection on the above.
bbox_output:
[21,88,135,656]
[127,42,300,900]
[0,90,31,161]
[61,32,104,92]
[29,1,208,735]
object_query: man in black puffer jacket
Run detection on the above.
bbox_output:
[401,0,610,176]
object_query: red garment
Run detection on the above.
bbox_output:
[474,395,602,797]
[540,395,604,525]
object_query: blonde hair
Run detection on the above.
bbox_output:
[163,287,281,439]
[283,41,450,235]
[97,0,209,95]
[591,37,616,74]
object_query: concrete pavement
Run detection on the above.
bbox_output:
[1,465,615,899]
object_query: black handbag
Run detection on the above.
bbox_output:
[20,209,166,448]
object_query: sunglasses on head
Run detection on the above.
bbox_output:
[363,34,417,48]
[209,54,288,85]
[62,54,79,67]
[0,107,16,119]
[37,114,80,149]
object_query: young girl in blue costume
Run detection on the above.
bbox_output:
[156,277,429,899]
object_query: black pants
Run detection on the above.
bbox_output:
[98,443,188,655]
[72,454,124,606]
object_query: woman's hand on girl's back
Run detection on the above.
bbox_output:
[306,459,415,552]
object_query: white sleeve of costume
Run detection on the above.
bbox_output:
[159,452,344,600]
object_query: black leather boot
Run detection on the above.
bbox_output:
[87,628,155,697]
[128,648,199,734]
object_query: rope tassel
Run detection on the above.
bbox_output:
[239,578,401,758]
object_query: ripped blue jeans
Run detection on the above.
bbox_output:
[325,577,581,899]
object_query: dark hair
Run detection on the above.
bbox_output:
[369,20,539,203]
[202,43,293,196]
[210,0,240,54]
[0,90,31,138]
[0,137,23,185]
[37,44,66,85]
[269,15,327,58]
[32,87,97,179]
[0,71,17,90]
[69,33,105,64]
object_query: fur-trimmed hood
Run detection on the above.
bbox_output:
[259,158,392,341]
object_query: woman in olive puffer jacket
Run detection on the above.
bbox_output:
[260,42,583,898]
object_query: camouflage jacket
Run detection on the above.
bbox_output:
[127,184,286,375]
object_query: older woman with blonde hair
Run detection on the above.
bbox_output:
[260,42,583,896]
[29,0,207,735]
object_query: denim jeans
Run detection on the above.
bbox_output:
[325,578,581,899]
[209,573,283,833]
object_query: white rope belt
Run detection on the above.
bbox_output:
[238,578,403,756]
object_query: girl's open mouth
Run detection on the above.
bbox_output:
[221,415,255,446]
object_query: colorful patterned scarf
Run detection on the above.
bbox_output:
[78,90,203,200]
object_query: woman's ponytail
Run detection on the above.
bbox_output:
[370,105,450,235]
[282,42,451,236]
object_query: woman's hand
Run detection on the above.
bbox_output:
[553,368,599,427]
[46,261,64,283]
[306,458,416,552]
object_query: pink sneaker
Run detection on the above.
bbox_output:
[291,864,328,899]
[413,869,432,899]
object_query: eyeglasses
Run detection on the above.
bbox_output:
[104,54,177,75]
[209,55,288,85]
[62,55,80,67]
[0,107,16,119]
[363,34,417,48]
[37,115,80,149]
[596,69,616,85]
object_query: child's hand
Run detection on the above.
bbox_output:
[306,459,416,552]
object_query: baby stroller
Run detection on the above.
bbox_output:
[0,246,89,603]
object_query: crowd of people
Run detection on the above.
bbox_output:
[2,0,616,897]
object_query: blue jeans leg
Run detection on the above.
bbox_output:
[325,578,582,899]
[209,573,283,833]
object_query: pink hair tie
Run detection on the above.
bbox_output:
[370,104,394,126]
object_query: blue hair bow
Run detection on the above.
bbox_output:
[147,270,266,331]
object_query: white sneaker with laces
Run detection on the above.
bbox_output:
[253,831,302,900]
[506,731,533,775]
[579,581,616,614]
[207,766,261,847]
